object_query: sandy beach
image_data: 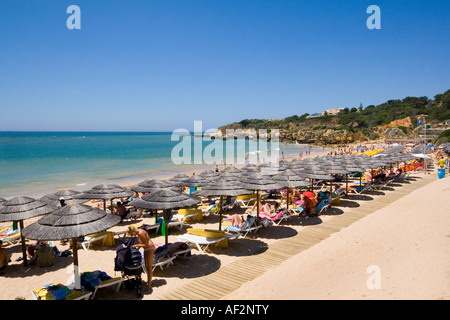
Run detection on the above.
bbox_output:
[0,147,448,301]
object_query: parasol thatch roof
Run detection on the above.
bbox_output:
[411,144,432,154]
[77,183,133,200]
[129,188,201,210]
[130,179,173,193]
[297,169,334,180]
[21,204,121,241]
[0,196,54,222]
[238,172,282,191]
[179,175,211,187]
[221,166,241,174]
[40,190,87,209]
[192,180,250,197]
[273,169,310,188]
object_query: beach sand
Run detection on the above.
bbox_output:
[0,148,448,301]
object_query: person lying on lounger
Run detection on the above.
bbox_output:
[247,201,277,215]
[225,214,249,229]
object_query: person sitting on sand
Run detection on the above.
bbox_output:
[0,240,11,275]
[127,226,156,291]
[29,241,54,267]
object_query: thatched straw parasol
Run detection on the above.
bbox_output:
[40,190,87,209]
[238,172,281,216]
[192,180,250,230]
[129,188,201,245]
[322,164,351,196]
[221,166,241,174]
[273,169,310,208]
[22,204,121,289]
[181,175,211,188]
[130,179,173,193]
[296,169,334,192]
[411,144,432,154]
[77,183,133,211]
[0,196,54,266]
[215,171,239,182]
[167,173,190,184]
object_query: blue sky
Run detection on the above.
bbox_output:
[0,0,449,132]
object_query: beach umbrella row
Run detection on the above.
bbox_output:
[0,196,54,266]
[22,204,121,289]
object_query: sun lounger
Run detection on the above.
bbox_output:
[90,277,123,299]
[0,230,21,246]
[152,256,176,271]
[140,223,160,234]
[121,210,143,222]
[171,212,199,223]
[172,245,192,258]
[80,233,108,251]
[168,220,185,231]
[176,234,224,252]
[346,184,369,195]
[224,215,261,237]
[79,270,123,299]
[334,188,347,198]
[316,202,330,214]
[31,283,92,300]
[235,194,257,208]
[259,210,291,225]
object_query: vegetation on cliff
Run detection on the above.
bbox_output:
[219,89,450,143]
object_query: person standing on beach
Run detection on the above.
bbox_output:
[128,226,156,291]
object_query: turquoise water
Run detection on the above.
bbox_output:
[0,132,324,198]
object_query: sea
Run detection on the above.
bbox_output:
[0,132,328,199]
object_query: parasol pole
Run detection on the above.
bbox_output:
[286,187,290,210]
[164,209,170,246]
[19,220,28,266]
[72,238,81,290]
[256,191,260,219]
[345,174,349,197]
[218,195,223,231]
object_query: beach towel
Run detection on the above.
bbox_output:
[37,283,71,300]
[258,210,284,221]
[80,270,112,292]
